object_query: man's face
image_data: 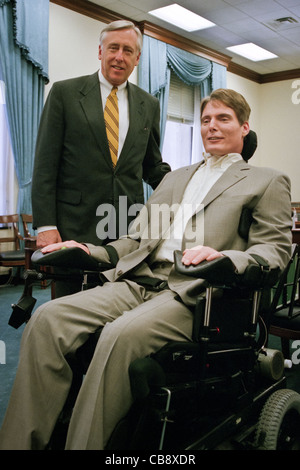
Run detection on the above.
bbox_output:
[98,28,141,86]
[201,100,249,156]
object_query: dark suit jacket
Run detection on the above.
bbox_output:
[32,72,171,244]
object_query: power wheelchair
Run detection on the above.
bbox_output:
[8,244,300,450]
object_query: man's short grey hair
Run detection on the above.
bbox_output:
[100,20,143,52]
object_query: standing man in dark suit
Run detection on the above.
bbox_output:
[31,20,170,248]
[31,20,170,295]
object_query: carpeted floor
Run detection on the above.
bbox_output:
[0,276,300,437]
[0,278,52,427]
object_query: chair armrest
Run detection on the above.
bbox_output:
[31,247,112,271]
[173,250,279,289]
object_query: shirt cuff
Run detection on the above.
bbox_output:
[37,226,58,233]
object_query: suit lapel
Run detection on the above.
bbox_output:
[181,160,251,250]
[79,72,112,166]
[201,160,250,208]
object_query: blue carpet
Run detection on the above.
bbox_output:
[0,281,52,427]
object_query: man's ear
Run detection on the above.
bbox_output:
[242,121,250,138]
[135,51,141,67]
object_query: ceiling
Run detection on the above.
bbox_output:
[88,0,300,75]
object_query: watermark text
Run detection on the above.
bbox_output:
[291,80,300,104]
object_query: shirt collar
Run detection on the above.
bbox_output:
[98,69,127,92]
[202,153,243,168]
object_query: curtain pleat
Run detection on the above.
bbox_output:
[138,35,227,199]
[139,35,227,149]
[0,0,49,214]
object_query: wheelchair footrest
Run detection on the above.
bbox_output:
[9,294,37,329]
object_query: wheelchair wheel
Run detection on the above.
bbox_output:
[254,389,300,450]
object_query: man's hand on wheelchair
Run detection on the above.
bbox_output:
[41,240,90,255]
[181,245,223,266]
[37,229,62,248]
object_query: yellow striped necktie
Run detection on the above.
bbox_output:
[104,86,119,168]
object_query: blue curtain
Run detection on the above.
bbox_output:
[0,0,49,215]
[138,35,227,200]
[139,35,227,148]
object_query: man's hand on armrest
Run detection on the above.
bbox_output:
[41,240,90,255]
[181,245,223,266]
[37,229,62,248]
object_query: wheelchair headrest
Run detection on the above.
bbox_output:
[241,130,257,162]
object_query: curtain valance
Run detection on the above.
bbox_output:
[0,0,49,214]
[166,44,212,86]
[0,0,49,81]
[138,35,227,144]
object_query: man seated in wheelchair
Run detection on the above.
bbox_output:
[0,89,292,450]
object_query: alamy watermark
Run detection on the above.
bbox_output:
[291,340,300,365]
[96,196,204,243]
[0,340,5,364]
[291,80,300,104]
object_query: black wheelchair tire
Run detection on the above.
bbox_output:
[254,388,300,450]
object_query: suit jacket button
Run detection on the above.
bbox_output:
[117,270,123,276]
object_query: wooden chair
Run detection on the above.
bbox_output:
[292,207,300,228]
[269,243,300,358]
[21,213,37,270]
[21,213,50,292]
[21,213,34,238]
[0,214,25,283]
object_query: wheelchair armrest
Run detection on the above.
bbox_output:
[31,247,112,271]
[174,250,280,289]
[174,250,236,286]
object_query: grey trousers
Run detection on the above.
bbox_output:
[0,280,193,450]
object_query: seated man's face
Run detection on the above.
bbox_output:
[201,100,249,157]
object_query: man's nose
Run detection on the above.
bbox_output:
[115,48,124,60]
[208,118,217,129]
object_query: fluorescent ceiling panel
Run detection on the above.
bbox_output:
[227,43,278,61]
[148,4,215,32]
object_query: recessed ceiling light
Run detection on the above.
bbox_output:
[227,43,278,61]
[148,4,215,32]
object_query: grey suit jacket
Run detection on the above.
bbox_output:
[87,160,292,306]
[32,72,171,244]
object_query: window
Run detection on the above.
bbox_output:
[162,72,204,170]
[0,80,18,215]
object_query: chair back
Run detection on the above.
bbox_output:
[0,214,23,250]
[21,213,33,238]
[270,243,300,320]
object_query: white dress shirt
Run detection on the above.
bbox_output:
[150,153,243,263]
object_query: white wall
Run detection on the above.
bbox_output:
[228,72,300,201]
[48,3,300,202]
[227,72,261,164]
[259,79,300,203]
